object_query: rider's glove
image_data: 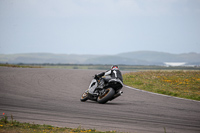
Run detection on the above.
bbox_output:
[94,74,99,80]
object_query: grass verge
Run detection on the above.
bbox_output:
[0,114,117,133]
[123,70,200,101]
[0,64,42,68]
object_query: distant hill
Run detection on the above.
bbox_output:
[0,53,101,64]
[117,51,200,63]
[0,51,200,65]
[84,55,151,65]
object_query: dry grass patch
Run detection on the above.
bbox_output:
[123,71,200,101]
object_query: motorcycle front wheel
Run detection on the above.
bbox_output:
[80,92,88,102]
[97,88,115,104]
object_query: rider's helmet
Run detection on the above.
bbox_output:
[111,65,119,70]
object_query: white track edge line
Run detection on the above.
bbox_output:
[124,85,200,103]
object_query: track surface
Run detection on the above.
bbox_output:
[0,67,200,133]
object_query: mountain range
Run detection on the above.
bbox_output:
[0,51,200,65]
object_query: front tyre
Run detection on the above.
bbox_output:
[97,88,115,104]
[80,92,88,102]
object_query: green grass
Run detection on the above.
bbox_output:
[0,114,117,133]
[0,64,42,68]
[123,70,200,101]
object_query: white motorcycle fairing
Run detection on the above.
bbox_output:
[88,79,98,94]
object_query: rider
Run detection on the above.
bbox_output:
[95,65,123,89]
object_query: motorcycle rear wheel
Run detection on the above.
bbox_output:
[97,88,115,104]
[80,92,88,102]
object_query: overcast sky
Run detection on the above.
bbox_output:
[0,0,200,55]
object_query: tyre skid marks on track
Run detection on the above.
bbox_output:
[1,104,200,132]
[3,101,199,129]
[2,98,199,130]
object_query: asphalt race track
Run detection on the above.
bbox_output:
[0,67,200,133]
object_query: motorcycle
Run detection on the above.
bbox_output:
[80,76,123,104]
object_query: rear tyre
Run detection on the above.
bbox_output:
[80,92,88,102]
[97,88,115,104]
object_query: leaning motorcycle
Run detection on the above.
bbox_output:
[80,76,123,104]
